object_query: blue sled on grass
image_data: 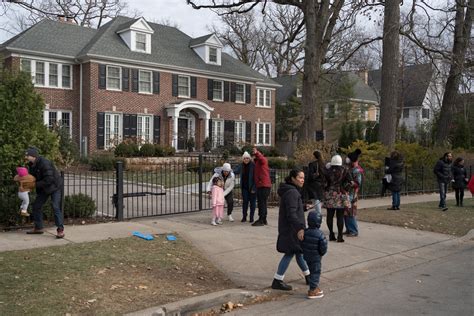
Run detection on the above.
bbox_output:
[132,231,154,241]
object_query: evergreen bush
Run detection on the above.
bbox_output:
[139,144,155,157]
[63,193,96,218]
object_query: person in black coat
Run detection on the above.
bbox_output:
[271,169,310,291]
[25,147,65,238]
[305,150,325,213]
[434,152,453,210]
[386,151,404,210]
[452,157,468,207]
[302,211,328,299]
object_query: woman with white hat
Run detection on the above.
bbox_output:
[233,151,256,222]
[207,162,236,222]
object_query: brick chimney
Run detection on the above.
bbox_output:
[357,69,369,84]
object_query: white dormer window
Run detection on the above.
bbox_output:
[190,34,223,66]
[117,17,154,54]
[135,32,147,52]
[209,47,217,63]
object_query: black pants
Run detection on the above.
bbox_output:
[257,187,271,220]
[225,191,234,215]
[326,208,344,237]
[455,188,464,206]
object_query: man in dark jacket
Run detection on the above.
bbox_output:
[433,152,453,211]
[25,147,65,238]
[233,151,256,222]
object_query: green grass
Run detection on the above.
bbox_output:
[0,235,233,315]
[359,197,474,236]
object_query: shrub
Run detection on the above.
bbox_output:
[267,157,297,169]
[293,141,333,166]
[343,140,389,170]
[203,137,212,152]
[162,145,176,157]
[139,144,155,157]
[63,193,96,218]
[187,161,215,173]
[154,144,164,157]
[114,142,139,157]
[89,153,116,171]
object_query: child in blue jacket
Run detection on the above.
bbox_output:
[302,211,328,299]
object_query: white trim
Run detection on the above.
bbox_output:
[138,69,152,94]
[235,83,246,104]
[44,109,73,137]
[212,80,224,101]
[211,119,224,148]
[256,88,272,108]
[256,122,271,146]
[177,75,191,98]
[234,120,246,147]
[106,65,122,91]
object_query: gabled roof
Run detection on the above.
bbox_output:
[368,64,433,108]
[273,75,301,104]
[189,34,215,47]
[1,16,277,86]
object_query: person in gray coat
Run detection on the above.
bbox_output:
[434,152,453,211]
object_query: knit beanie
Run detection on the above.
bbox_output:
[347,149,362,163]
[25,146,39,158]
[242,151,251,159]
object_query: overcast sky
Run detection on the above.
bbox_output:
[0,0,221,43]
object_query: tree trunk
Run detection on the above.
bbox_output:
[378,0,400,148]
[435,0,472,145]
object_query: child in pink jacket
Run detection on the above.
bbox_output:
[211,176,225,226]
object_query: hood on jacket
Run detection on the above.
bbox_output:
[307,210,322,228]
[277,182,299,197]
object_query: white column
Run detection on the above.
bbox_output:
[204,117,210,139]
[172,115,178,149]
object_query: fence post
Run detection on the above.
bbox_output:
[198,154,203,211]
[115,161,124,221]
[60,171,65,215]
[421,166,424,193]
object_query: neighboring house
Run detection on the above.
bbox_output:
[368,63,442,132]
[1,16,279,154]
[274,72,379,143]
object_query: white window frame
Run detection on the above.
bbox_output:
[257,89,271,108]
[49,63,59,87]
[62,64,72,88]
[44,109,72,136]
[209,47,218,63]
[35,61,45,86]
[234,121,246,147]
[256,122,271,146]
[211,119,224,148]
[106,65,121,91]
[20,58,73,89]
[104,113,122,149]
[135,32,147,52]
[235,83,245,103]
[137,115,153,144]
[213,80,223,101]
[138,70,152,94]
[178,75,190,98]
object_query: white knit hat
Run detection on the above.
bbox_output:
[330,155,343,166]
[222,163,232,172]
[242,151,251,159]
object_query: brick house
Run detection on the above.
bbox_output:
[0,16,279,154]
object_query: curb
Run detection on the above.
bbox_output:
[124,288,261,316]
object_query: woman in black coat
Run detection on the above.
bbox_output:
[271,169,310,291]
[386,151,404,210]
[452,157,468,207]
[306,150,325,212]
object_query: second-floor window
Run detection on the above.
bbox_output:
[106,66,121,90]
[213,80,223,101]
[403,108,410,119]
[62,65,71,88]
[209,47,217,63]
[20,59,72,89]
[257,89,271,107]
[327,104,336,119]
[139,70,152,93]
[178,75,190,98]
[422,108,430,119]
[135,32,147,52]
[35,61,45,85]
[49,63,58,87]
[235,83,245,103]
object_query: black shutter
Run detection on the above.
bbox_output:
[208,79,214,100]
[224,120,235,146]
[245,84,251,104]
[97,112,105,149]
[153,116,161,143]
[98,64,106,89]
[245,121,252,144]
[130,114,137,137]
[230,82,236,102]
[153,71,160,94]
[208,119,213,144]
[122,68,129,91]
[172,74,178,96]
[224,81,230,102]
[131,69,138,92]
[191,76,197,98]
[123,114,131,139]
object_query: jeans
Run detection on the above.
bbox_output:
[438,182,448,208]
[392,191,401,208]
[18,191,30,210]
[344,216,358,235]
[241,189,256,221]
[307,259,322,290]
[276,253,309,278]
[32,189,64,230]
[257,187,271,220]
[225,191,234,215]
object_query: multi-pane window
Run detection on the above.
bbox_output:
[327,104,336,119]
[137,115,152,143]
[49,63,58,87]
[106,66,121,90]
[235,83,245,103]
[178,75,190,97]
[48,112,57,129]
[403,108,410,118]
[105,113,121,149]
[209,47,217,63]
[234,121,246,146]
[21,59,32,76]
[136,32,147,51]
[212,120,224,148]
[139,70,152,93]
[62,65,71,88]
[44,110,71,135]
[422,108,430,119]
[257,89,271,107]
[256,122,271,146]
[213,80,223,101]
[35,61,45,85]
[61,112,71,132]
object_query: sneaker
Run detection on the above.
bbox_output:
[20,209,30,217]
[56,228,65,239]
[26,228,44,234]
[217,218,223,225]
[211,220,217,226]
[308,288,324,299]
[271,279,292,291]
[228,215,234,222]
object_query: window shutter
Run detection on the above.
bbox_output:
[245,84,251,104]
[131,69,138,92]
[153,71,160,94]
[207,79,214,100]
[245,121,252,144]
[208,119,213,144]
[224,81,230,102]
[98,64,106,89]
[172,74,178,96]
[123,114,131,139]
[224,120,235,146]
[153,116,161,143]
[230,82,236,102]
[97,112,105,149]
[130,114,137,137]
[122,68,130,91]
[191,76,197,98]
